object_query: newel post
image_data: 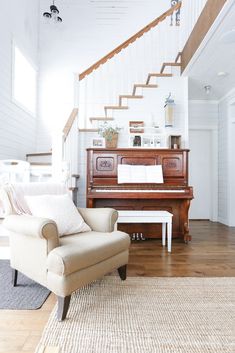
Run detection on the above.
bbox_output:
[74,72,79,110]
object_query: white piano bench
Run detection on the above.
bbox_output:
[116,210,173,252]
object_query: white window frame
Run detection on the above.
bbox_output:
[12,41,37,117]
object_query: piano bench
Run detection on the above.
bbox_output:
[116,210,173,252]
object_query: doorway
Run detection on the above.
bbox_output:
[189,129,217,220]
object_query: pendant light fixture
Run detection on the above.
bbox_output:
[43,1,62,23]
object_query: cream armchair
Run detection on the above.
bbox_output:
[1,183,130,321]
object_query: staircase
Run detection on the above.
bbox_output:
[22,0,208,204]
[84,57,182,132]
[78,2,182,131]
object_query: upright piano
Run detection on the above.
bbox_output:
[86,148,194,242]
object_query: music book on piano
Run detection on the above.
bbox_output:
[117,164,164,184]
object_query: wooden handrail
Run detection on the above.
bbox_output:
[63,108,78,141]
[79,2,182,81]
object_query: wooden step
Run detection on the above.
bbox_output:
[90,117,113,122]
[26,152,52,157]
[146,73,172,84]
[79,128,99,132]
[30,162,51,166]
[104,105,128,112]
[133,84,158,95]
[119,95,143,105]
[160,62,181,74]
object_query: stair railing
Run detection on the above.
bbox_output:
[62,108,79,188]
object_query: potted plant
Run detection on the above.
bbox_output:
[98,122,121,148]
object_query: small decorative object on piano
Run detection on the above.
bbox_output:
[169,135,181,149]
[92,137,105,148]
[164,93,175,127]
[129,121,144,133]
[98,122,121,149]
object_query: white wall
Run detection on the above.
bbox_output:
[0,0,39,159]
[113,76,188,147]
[37,0,174,151]
[218,88,235,226]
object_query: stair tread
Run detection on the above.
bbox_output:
[120,95,143,98]
[90,117,113,121]
[134,84,158,87]
[162,62,181,66]
[148,73,173,77]
[26,152,52,157]
[104,106,128,109]
[30,162,52,166]
[79,128,99,132]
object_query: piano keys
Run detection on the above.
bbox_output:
[86,148,194,242]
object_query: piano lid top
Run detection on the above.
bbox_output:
[87,148,190,152]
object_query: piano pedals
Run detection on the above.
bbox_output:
[131,232,146,241]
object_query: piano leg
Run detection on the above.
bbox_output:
[181,200,191,243]
[87,198,94,208]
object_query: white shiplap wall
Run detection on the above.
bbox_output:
[189,100,218,129]
[0,0,39,160]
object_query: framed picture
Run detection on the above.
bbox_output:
[142,136,154,148]
[129,135,142,147]
[129,121,144,133]
[92,138,105,148]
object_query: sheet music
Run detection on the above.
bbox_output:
[118,165,163,184]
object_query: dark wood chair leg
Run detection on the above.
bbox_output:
[12,269,18,287]
[57,295,71,321]
[118,265,127,280]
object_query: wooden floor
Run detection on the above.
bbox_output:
[0,221,235,353]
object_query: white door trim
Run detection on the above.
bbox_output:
[227,98,235,226]
[189,125,218,222]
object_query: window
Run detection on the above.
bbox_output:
[12,45,37,115]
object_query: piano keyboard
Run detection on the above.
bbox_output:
[95,189,185,193]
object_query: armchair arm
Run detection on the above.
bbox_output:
[78,208,118,232]
[3,215,59,251]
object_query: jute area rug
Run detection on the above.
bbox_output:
[36,277,235,353]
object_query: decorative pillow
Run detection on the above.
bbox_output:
[24,194,91,236]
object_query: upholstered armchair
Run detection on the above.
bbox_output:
[1,183,130,321]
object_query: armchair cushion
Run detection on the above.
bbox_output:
[47,230,130,276]
[25,194,91,236]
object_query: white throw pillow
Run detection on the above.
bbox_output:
[24,194,91,236]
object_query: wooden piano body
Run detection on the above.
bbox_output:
[86,148,194,242]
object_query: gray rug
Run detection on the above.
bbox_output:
[0,260,50,310]
[36,277,235,353]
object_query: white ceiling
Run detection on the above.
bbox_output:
[39,0,169,72]
[186,0,235,100]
